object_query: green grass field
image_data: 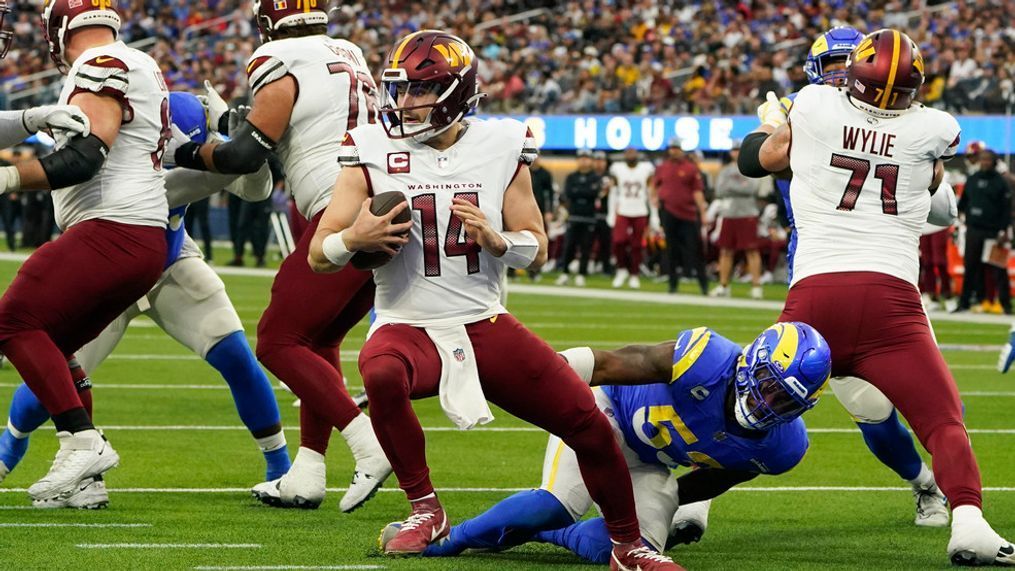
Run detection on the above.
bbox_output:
[0,258,1012,570]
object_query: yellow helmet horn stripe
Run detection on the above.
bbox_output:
[769,323,799,372]
[389,30,426,70]
[879,30,902,109]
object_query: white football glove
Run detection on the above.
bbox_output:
[756,91,788,129]
[198,79,229,134]
[22,104,90,138]
[161,124,193,170]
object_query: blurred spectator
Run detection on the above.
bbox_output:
[608,148,654,289]
[920,221,954,311]
[555,150,601,287]
[529,156,556,281]
[956,150,1013,314]
[711,141,764,299]
[653,138,708,295]
[592,150,613,276]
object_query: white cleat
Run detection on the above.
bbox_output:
[612,269,630,289]
[914,484,949,527]
[33,476,108,509]
[708,285,730,298]
[667,499,711,548]
[948,511,1015,566]
[574,275,586,287]
[251,447,325,509]
[27,430,118,502]
[750,286,763,300]
[339,463,392,513]
[554,273,569,286]
[628,275,641,289]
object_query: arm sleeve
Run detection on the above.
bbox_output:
[0,110,30,149]
[519,126,538,165]
[165,168,241,209]
[71,56,132,122]
[675,469,758,504]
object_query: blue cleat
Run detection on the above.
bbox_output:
[998,331,1015,373]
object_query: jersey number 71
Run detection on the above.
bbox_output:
[829,153,900,215]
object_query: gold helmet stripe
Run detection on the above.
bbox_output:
[389,31,426,70]
[880,30,902,109]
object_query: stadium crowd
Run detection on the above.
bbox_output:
[0,0,1012,114]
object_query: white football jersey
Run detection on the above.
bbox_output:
[609,161,654,217]
[339,119,538,326]
[247,35,375,220]
[54,41,169,230]
[787,84,960,287]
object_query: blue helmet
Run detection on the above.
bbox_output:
[168,91,208,144]
[804,26,865,86]
[734,322,831,431]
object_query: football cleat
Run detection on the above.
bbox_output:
[997,331,1015,373]
[948,516,1015,566]
[708,285,730,298]
[27,430,118,502]
[628,275,641,289]
[612,269,630,289]
[914,484,949,527]
[382,495,449,555]
[554,274,569,286]
[251,447,326,509]
[610,541,685,570]
[574,275,586,287]
[340,464,392,513]
[750,286,763,300]
[33,476,108,510]
[667,499,712,548]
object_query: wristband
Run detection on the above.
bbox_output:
[322,230,355,267]
[499,230,539,269]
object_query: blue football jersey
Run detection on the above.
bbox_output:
[164,205,188,269]
[602,327,809,475]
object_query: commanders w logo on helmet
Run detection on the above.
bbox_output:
[846,28,924,113]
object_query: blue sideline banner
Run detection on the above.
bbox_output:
[478,114,1013,154]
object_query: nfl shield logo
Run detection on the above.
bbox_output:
[437,156,449,169]
[453,348,466,362]
[274,0,287,9]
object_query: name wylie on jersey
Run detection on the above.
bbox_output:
[842,125,896,158]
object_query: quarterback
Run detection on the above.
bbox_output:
[391,323,831,564]
[173,0,389,512]
[0,92,290,508]
[740,28,1012,565]
[308,30,681,570]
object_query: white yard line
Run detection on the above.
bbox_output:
[194,567,385,570]
[0,523,151,528]
[3,486,1015,495]
[77,543,260,549]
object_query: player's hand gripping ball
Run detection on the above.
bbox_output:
[349,191,413,270]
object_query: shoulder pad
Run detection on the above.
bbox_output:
[73,55,132,122]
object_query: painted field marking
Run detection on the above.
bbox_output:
[0,523,151,528]
[193,566,385,570]
[77,543,260,549]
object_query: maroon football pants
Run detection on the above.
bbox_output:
[256,211,374,454]
[0,219,165,417]
[781,271,981,509]
[612,215,649,275]
[359,313,641,543]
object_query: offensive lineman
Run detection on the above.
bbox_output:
[172,1,389,512]
[673,26,950,543]
[398,323,831,564]
[0,92,291,508]
[608,148,655,289]
[308,30,681,570]
[0,0,170,504]
[739,28,1013,565]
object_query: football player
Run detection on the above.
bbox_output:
[0,0,171,505]
[0,92,290,508]
[609,148,655,289]
[739,28,1013,565]
[307,30,681,570]
[383,323,830,564]
[171,1,389,512]
[668,26,950,543]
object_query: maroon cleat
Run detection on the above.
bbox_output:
[382,496,449,555]
[610,540,685,571]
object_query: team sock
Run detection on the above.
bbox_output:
[8,383,50,436]
[909,463,936,490]
[535,517,614,564]
[856,409,923,482]
[0,421,29,471]
[425,489,574,557]
[205,332,290,479]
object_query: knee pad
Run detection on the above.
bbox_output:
[830,376,894,424]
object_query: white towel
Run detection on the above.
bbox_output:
[425,324,494,430]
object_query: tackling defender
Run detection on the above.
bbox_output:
[387,323,831,564]
[739,28,1013,565]
[673,27,950,542]
[308,29,681,570]
[172,1,389,512]
[0,92,291,507]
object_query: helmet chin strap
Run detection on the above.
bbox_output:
[733,391,760,430]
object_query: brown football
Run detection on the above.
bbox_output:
[349,191,411,270]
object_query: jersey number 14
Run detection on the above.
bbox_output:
[412,192,481,277]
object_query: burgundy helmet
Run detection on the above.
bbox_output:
[42,0,121,72]
[379,30,485,142]
[0,0,13,59]
[846,29,924,112]
[252,0,328,43]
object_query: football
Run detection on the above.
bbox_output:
[349,191,411,270]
